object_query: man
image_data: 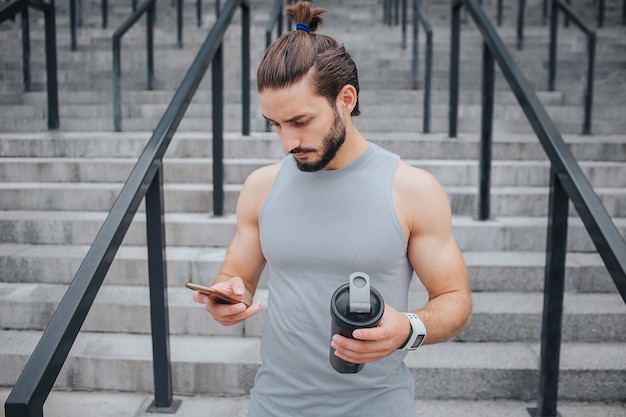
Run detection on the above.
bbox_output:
[193,3,472,416]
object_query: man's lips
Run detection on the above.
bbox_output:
[290,148,315,159]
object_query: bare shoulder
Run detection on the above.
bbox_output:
[237,161,282,220]
[394,159,443,191]
[393,160,452,235]
[244,161,281,190]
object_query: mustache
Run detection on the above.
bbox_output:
[289,147,316,154]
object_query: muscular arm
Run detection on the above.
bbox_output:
[331,161,471,363]
[398,161,472,344]
[193,163,279,325]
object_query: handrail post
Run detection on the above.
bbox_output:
[21,5,31,92]
[413,0,432,134]
[597,0,604,27]
[582,32,595,135]
[70,0,77,51]
[548,1,558,91]
[113,35,122,131]
[145,166,179,413]
[401,0,407,48]
[147,0,155,90]
[529,168,568,417]
[43,0,59,129]
[548,0,595,135]
[241,1,250,136]
[411,0,419,90]
[212,45,225,216]
[478,41,494,221]
[422,12,432,134]
[177,0,183,48]
[102,0,108,28]
[516,0,525,49]
[449,0,461,138]
[196,0,202,27]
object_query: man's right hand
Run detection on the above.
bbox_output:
[192,276,261,326]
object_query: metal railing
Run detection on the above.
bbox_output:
[387,0,432,133]
[3,1,250,415]
[112,0,156,132]
[0,0,59,129]
[548,0,596,135]
[177,0,211,48]
[543,0,626,27]
[411,0,432,133]
[449,1,626,416]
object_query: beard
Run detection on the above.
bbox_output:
[291,107,346,172]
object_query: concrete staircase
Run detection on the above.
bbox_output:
[1,0,625,415]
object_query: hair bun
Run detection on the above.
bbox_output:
[285,1,326,33]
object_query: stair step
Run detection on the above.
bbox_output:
[0,330,623,401]
[2,181,626,217]
[3,157,626,187]
[0,282,623,343]
[2,388,624,417]
[0,243,616,293]
[1,131,625,161]
[1,210,624,251]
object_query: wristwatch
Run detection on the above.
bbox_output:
[399,312,427,351]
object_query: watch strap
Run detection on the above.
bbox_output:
[400,312,426,351]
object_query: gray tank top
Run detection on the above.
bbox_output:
[249,143,416,417]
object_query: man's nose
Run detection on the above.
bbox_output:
[280,129,301,153]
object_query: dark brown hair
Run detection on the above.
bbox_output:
[257,1,361,116]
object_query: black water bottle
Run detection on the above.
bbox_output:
[329,272,385,374]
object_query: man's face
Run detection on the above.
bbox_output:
[260,77,346,172]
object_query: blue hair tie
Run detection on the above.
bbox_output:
[296,22,311,33]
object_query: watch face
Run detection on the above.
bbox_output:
[412,334,426,349]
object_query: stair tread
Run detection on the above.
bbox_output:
[2,388,625,417]
[1,281,623,314]
[0,210,623,227]
[0,241,608,260]
[1,329,624,370]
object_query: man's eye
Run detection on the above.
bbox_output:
[293,120,309,126]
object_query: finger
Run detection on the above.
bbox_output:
[331,334,392,363]
[192,290,207,303]
[352,326,386,342]
[228,277,246,297]
[208,301,261,326]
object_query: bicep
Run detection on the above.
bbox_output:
[396,164,469,298]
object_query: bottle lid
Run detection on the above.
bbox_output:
[349,272,371,313]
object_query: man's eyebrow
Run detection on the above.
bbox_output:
[262,114,309,123]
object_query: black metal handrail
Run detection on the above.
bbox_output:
[543,0,626,27]
[3,1,249,415]
[176,0,208,48]
[411,0,432,133]
[112,0,156,132]
[548,0,596,135]
[449,1,626,416]
[0,0,59,129]
[388,0,432,133]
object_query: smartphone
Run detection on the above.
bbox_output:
[185,282,250,307]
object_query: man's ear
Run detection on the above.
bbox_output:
[336,84,358,115]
